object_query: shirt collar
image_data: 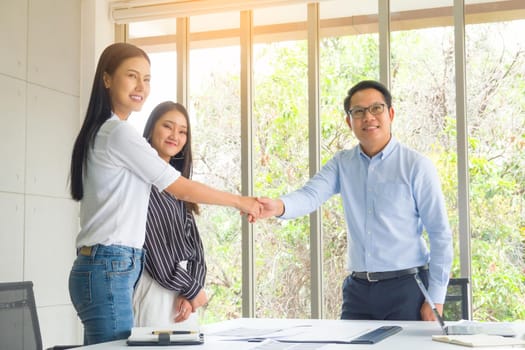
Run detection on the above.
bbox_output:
[359,135,398,160]
[381,135,398,159]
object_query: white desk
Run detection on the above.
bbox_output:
[75,318,525,349]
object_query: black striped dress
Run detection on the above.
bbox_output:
[143,186,206,299]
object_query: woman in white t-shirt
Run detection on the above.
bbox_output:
[68,43,260,346]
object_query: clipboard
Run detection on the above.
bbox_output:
[126,328,204,346]
[127,332,204,346]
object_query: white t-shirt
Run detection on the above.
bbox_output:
[75,115,180,248]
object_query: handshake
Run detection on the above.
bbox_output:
[238,197,284,223]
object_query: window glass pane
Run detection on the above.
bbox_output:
[128,18,177,38]
[189,45,242,323]
[319,0,379,320]
[390,0,458,318]
[128,50,177,133]
[253,4,309,318]
[465,1,525,320]
[190,12,240,32]
[254,3,306,26]
[321,1,378,18]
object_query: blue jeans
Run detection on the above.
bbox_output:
[68,244,144,345]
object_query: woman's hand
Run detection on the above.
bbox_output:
[238,196,262,222]
[189,289,208,311]
[173,296,192,323]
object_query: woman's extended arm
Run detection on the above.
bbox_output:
[166,176,261,219]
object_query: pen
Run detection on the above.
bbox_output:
[414,274,446,329]
[151,330,198,335]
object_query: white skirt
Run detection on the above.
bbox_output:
[133,270,198,329]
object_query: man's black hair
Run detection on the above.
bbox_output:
[343,80,392,115]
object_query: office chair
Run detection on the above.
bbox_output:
[0,281,81,350]
[0,281,43,350]
[444,277,470,321]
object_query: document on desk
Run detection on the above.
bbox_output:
[210,323,372,343]
[251,339,326,349]
[210,327,291,338]
[432,334,525,347]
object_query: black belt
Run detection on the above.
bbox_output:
[351,265,428,282]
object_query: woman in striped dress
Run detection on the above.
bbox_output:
[133,101,207,327]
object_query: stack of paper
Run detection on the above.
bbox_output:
[446,321,517,337]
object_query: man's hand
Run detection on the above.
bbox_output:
[257,197,285,218]
[420,302,443,321]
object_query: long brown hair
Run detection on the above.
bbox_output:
[143,101,199,214]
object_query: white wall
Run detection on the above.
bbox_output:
[0,0,113,347]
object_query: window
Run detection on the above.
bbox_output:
[190,44,243,322]
[126,0,525,322]
[253,37,310,319]
[465,5,525,320]
[319,0,380,320]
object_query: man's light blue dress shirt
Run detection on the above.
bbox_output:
[280,137,453,303]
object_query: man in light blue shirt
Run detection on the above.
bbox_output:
[258,80,452,321]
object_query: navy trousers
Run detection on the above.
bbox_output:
[340,269,428,320]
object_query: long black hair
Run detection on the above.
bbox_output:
[143,101,199,215]
[69,43,150,200]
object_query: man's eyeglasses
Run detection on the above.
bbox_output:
[347,103,386,119]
